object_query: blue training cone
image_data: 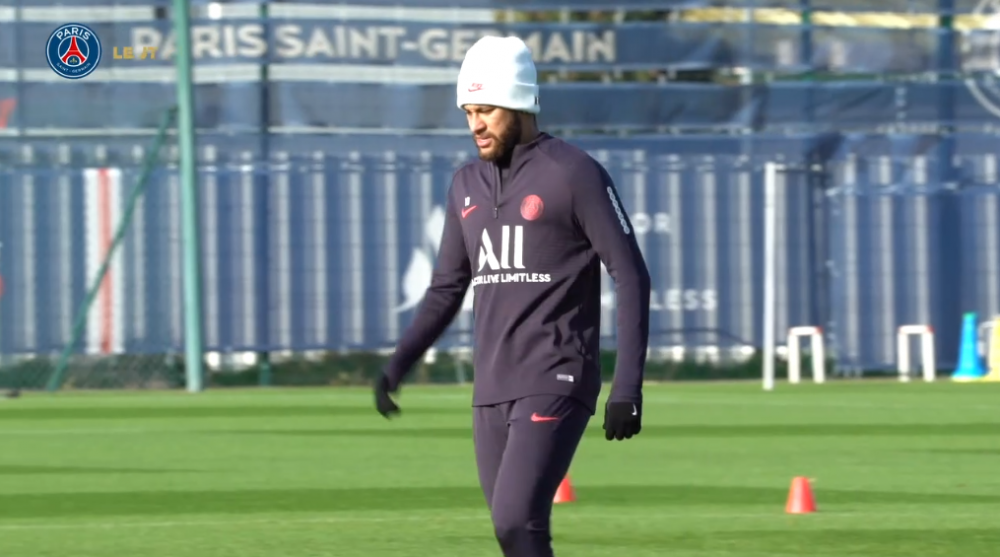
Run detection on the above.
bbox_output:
[952,312,986,382]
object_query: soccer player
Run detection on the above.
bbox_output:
[373,35,651,557]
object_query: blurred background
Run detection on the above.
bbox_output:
[0,0,999,392]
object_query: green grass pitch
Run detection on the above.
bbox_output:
[1,381,999,556]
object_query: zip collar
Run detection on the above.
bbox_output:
[488,132,549,219]
[490,132,549,175]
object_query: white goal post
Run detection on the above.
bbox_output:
[760,162,941,389]
[761,162,827,390]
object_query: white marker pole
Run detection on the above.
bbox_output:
[762,163,779,391]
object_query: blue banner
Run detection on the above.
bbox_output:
[0,20,969,73]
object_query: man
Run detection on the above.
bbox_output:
[373,35,651,556]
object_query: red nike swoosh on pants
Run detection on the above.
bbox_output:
[530,413,558,422]
[462,206,478,218]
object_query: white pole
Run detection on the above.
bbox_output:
[762,162,779,391]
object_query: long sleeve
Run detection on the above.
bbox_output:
[384,188,472,389]
[571,161,651,404]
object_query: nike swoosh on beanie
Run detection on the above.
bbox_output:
[455,36,540,114]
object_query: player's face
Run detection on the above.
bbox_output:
[464,105,522,162]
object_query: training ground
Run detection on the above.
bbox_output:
[1,381,998,556]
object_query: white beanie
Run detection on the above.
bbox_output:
[456,36,540,114]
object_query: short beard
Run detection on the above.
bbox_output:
[476,115,522,163]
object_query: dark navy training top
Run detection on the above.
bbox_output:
[385,132,651,414]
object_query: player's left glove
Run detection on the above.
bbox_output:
[603,400,641,441]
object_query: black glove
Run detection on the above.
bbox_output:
[603,400,641,441]
[373,374,401,419]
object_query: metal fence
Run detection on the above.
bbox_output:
[1,133,999,376]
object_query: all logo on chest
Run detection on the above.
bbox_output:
[462,194,553,288]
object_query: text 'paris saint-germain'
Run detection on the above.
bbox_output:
[126,23,616,64]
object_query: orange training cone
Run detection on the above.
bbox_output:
[785,476,817,514]
[553,477,576,504]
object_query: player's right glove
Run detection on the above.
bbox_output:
[603,400,641,441]
[373,373,401,419]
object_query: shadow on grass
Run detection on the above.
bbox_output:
[224,421,1000,440]
[3,483,999,520]
[0,405,468,421]
[569,527,1000,556]
[0,465,192,476]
